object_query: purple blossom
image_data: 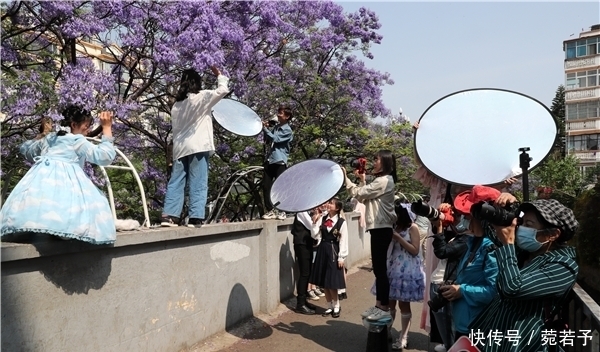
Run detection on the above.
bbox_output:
[216,143,230,154]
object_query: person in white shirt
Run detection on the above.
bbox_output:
[161,67,229,228]
[308,198,349,318]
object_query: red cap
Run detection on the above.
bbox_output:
[453,185,501,214]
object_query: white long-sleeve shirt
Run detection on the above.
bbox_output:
[346,175,396,231]
[310,214,349,262]
[171,75,229,161]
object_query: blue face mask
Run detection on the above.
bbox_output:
[516,226,547,252]
[454,215,471,234]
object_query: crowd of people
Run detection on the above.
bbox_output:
[0,65,581,352]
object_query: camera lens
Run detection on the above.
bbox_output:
[471,201,518,226]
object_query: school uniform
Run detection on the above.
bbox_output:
[291,211,314,308]
[309,215,348,290]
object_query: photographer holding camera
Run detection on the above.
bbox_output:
[262,105,294,220]
[469,199,579,352]
[342,149,397,322]
[437,185,501,341]
[426,203,470,352]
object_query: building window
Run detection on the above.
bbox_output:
[569,37,600,58]
[565,70,599,90]
[566,101,600,120]
[568,134,600,151]
[566,42,576,59]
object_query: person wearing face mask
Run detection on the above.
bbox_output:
[469,199,579,352]
[438,185,500,341]
[428,205,470,352]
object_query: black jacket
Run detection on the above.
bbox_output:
[432,229,469,283]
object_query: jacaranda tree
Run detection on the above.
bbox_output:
[1,1,398,222]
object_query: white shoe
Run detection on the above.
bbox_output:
[366,307,392,321]
[262,210,277,220]
[391,337,407,350]
[307,290,320,301]
[434,344,447,352]
[276,211,287,220]
[360,306,379,318]
[313,287,325,297]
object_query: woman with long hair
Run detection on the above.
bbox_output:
[343,149,397,322]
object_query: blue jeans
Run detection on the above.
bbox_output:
[163,152,209,219]
[430,283,455,349]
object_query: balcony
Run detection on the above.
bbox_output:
[565,56,600,71]
[571,151,600,162]
[567,119,600,132]
[566,88,600,102]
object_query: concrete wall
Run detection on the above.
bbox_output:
[1,212,370,352]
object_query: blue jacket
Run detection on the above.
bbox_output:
[452,235,498,334]
[264,123,293,165]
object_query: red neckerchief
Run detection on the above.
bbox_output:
[324,219,334,228]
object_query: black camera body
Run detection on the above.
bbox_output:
[470,201,520,226]
[267,119,277,127]
[427,285,449,312]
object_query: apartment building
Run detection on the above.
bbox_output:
[563,24,600,176]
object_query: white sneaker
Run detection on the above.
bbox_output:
[360,306,379,318]
[307,290,320,301]
[314,287,325,297]
[366,307,392,321]
[262,210,277,220]
[276,211,286,220]
[434,344,447,352]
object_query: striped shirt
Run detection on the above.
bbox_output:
[469,244,578,352]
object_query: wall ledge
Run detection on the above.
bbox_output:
[1,218,293,262]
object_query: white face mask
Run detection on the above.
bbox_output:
[516,226,548,252]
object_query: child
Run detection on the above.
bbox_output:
[371,203,425,350]
[161,67,229,228]
[0,106,117,244]
[308,198,348,318]
[261,105,293,220]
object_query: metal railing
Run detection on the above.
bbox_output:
[87,137,151,228]
[566,284,600,352]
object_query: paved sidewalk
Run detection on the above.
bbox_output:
[191,260,436,352]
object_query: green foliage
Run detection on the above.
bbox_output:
[573,183,600,268]
[550,85,566,157]
[532,153,582,203]
[362,120,426,196]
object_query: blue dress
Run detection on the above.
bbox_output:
[0,133,117,244]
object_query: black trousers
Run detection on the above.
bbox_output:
[263,163,287,211]
[370,228,393,306]
[294,243,312,307]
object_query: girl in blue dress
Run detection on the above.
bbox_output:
[0,106,117,244]
[371,202,425,350]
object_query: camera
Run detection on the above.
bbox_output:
[427,285,449,312]
[470,201,519,226]
[266,119,277,127]
[350,157,367,174]
[410,200,454,226]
